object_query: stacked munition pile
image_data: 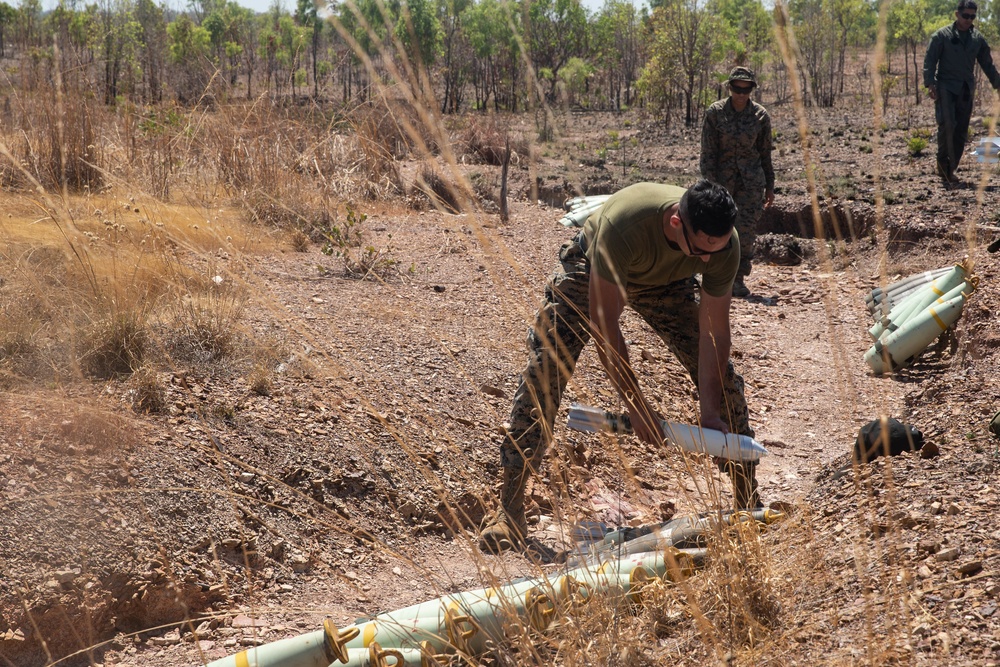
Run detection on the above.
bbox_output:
[204,510,784,667]
[863,262,977,375]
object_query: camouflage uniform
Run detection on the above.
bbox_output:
[501,233,758,506]
[700,98,774,281]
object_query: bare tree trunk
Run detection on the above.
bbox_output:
[500,138,510,223]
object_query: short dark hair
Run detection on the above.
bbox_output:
[958,0,977,12]
[678,179,737,237]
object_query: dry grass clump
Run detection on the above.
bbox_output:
[457,114,526,166]
[79,308,150,379]
[0,293,43,360]
[0,84,105,192]
[161,287,248,364]
[414,163,463,213]
[634,520,781,664]
[125,365,167,414]
[530,591,652,666]
[697,521,781,649]
[1,394,139,456]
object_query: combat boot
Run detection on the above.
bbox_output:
[478,466,529,553]
[721,460,761,509]
[732,279,751,298]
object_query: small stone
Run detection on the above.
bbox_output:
[920,442,941,459]
[917,565,934,579]
[957,560,983,575]
[479,384,506,399]
[150,630,181,646]
[54,568,80,584]
[231,615,267,629]
[934,547,961,562]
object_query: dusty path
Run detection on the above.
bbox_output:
[737,260,912,506]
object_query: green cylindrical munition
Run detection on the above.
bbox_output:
[865,266,952,313]
[865,293,967,374]
[340,642,441,667]
[205,619,355,667]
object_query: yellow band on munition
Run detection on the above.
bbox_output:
[930,307,947,330]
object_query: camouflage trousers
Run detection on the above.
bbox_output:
[732,187,764,281]
[501,234,754,478]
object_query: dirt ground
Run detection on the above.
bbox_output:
[3,96,1000,666]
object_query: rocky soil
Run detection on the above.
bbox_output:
[2,96,1000,666]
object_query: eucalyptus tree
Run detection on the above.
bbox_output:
[640,0,726,125]
[592,0,643,110]
[786,0,873,106]
[462,0,522,110]
[888,0,931,100]
[786,0,837,105]
[136,0,167,102]
[0,2,14,57]
[711,0,772,84]
[15,0,42,51]
[334,0,442,99]
[167,13,212,101]
[439,0,472,113]
[99,0,144,104]
[295,0,322,97]
[526,0,588,103]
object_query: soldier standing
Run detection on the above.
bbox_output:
[923,0,1000,185]
[700,66,775,298]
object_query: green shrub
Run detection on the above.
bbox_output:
[907,136,928,157]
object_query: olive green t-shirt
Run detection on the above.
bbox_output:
[581,182,740,297]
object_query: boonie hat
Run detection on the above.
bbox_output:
[728,66,757,87]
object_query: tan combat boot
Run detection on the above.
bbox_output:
[722,460,761,510]
[478,466,529,553]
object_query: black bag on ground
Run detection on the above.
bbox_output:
[854,418,924,464]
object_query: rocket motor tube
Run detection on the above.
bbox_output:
[865,294,966,375]
[559,198,610,228]
[865,266,950,302]
[867,271,956,320]
[564,194,611,212]
[870,265,965,337]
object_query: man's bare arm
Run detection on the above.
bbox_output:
[589,270,663,445]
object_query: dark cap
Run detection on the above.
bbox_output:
[728,66,757,87]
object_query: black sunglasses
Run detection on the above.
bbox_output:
[960,11,976,19]
[680,219,733,256]
[730,84,754,95]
